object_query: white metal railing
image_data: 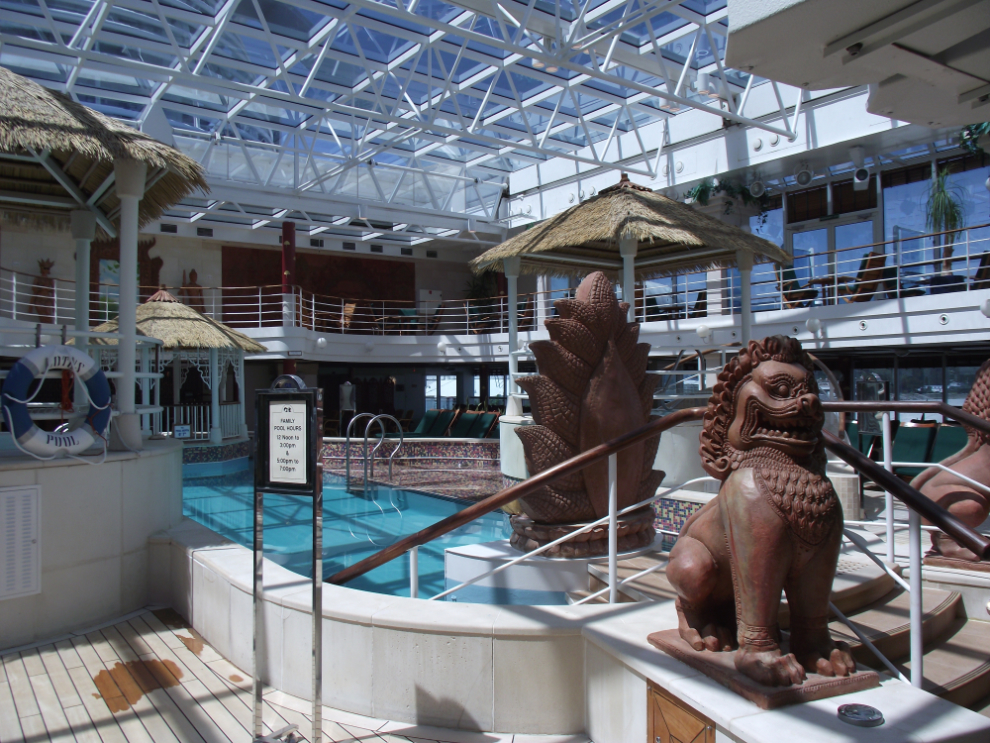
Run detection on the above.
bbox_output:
[156,402,241,440]
[3,224,984,335]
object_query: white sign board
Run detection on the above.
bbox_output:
[269,401,307,485]
[173,424,192,440]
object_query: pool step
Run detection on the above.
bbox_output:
[900,618,990,709]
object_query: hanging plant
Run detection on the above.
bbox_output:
[685,177,774,226]
[925,167,964,273]
[959,122,989,156]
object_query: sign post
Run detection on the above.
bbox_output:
[253,374,323,743]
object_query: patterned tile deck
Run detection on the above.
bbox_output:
[0,609,589,743]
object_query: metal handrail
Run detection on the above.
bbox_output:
[363,414,403,487]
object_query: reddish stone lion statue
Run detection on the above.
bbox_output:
[913,358,990,563]
[665,336,854,687]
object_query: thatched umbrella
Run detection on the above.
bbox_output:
[0,65,207,239]
[471,173,787,279]
[86,289,264,444]
[87,289,265,353]
[470,175,789,406]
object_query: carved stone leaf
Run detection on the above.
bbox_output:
[529,340,592,397]
[639,372,661,415]
[623,342,651,381]
[554,300,613,343]
[516,425,583,491]
[544,318,602,365]
[516,376,580,447]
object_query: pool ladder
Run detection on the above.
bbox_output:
[344,413,404,496]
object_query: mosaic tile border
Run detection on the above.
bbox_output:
[182,438,253,465]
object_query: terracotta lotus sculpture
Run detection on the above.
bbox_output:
[913,358,990,564]
[664,336,855,687]
[511,271,663,557]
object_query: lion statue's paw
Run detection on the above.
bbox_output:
[734,646,807,687]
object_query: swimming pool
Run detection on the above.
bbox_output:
[182,470,513,599]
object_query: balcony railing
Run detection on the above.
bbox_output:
[2,224,987,336]
[156,402,241,440]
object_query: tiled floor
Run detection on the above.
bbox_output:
[0,608,589,743]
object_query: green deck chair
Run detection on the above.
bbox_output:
[927,425,971,464]
[891,425,937,479]
[424,409,456,437]
[468,412,498,438]
[448,412,480,438]
[394,409,440,438]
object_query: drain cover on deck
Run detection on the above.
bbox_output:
[837,703,884,727]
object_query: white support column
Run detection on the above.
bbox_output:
[71,210,97,408]
[71,210,96,334]
[238,352,248,439]
[140,345,151,436]
[535,275,550,327]
[619,233,637,322]
[114,159,147,450]
[736,250,754,346]
[209,347,222,444]
[504,256,522,416]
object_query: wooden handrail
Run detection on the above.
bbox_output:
[821,401,990,436]
[823,430,990,559]
[329,398,990,586]
[326,406,707,585]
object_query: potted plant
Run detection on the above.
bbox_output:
[464,272,499,332]
[925,167,964,283]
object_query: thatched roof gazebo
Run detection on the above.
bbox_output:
[0,66,207,239]
[87,289,263,443]
[470,174,788,280]
[470,174,790,410]
[0,64,209,449]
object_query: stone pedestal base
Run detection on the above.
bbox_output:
[647,629,879,710]
[509,507,655,557]
[924,554,990,572]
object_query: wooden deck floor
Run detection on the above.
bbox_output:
[0,608,587,743]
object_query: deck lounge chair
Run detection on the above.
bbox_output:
[688,290,708,318]
[448,411,479,438]
[972,252,990,290]
[838,251,888,303]
[891,424,937,479]
[468,412,498,438]
[779,266,818,309]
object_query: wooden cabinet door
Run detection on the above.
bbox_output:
[648,681,715,743]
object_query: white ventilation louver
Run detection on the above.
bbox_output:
[1,487,41,601]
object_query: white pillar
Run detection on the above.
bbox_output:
[504,256,522,415]
[209,347,222,444]
[238,352,249,439]
[737,250,754,346]
[114,159,147,450]
[140,345,151,436]
[535,275,550,327]
[619,233,637,322]
[71,210,96,333]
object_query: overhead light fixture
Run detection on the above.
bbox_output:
[853,166,871,191]
[532,59,545,68]
[806,318,822,335]
[696,325,712,342]
[695,72,719,98]
[749,181,766,198]
[795,167,814,187]
[545,65,559,73]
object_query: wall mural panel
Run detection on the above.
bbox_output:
[221,245,415,302]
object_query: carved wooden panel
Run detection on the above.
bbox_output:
[648,681,714,743]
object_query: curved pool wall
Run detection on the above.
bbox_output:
[0,439,183,649]
[153,517,620,734]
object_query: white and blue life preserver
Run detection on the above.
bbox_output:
[2,345,111,457]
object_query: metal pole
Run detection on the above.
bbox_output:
[882,411,894,564]
[736,250,753,345]
[253,489,264,739]
[409,546,419,599]
[619,232,637,323]
[312,464,323,743]
[608,452,618,604]
[909,508,923,687]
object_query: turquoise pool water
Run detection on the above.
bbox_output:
[182,470,511,599]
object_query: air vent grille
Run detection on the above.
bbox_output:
[1,487,40,601]
[370,244,383,253]
[426,250,438,258]
[310,238,324,248]
[159,224,177,234]
[196,227,213,238]
[401,248,413,256]
[343,242,356,251]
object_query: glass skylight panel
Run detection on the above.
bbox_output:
[91,40,178,69]
[75,93,144,119]
[0,51,66,82]
[75,68,156,97]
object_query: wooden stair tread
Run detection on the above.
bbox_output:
[829,588,960,662]
[565,590,608,605]
[901,618,990,708]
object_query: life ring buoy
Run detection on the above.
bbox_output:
[2,345,111,457]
